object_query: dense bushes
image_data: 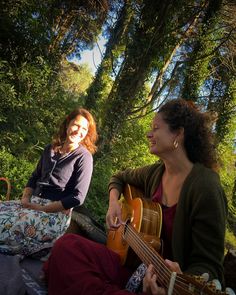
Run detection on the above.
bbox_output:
[0,148,35,200]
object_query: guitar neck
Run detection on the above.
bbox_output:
[124,224,229,295]
[124,223,171,288]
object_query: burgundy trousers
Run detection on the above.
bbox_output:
[43,233,140,295]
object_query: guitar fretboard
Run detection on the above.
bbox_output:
[124,223,171,288]
[123,224,227,295]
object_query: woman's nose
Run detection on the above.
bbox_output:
[74,125,81,132]
[146,131,152,139]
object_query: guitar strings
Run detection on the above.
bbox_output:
[125,226,197,295]
[126,225,217,295]
[125,226,185,295]
[124,225,201,295]
[125,226,172,279]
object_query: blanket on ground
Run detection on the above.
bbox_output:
[0,254,47,295]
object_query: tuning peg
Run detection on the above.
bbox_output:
[201,272,209,283]
[210,279,222,291]
[225,287,236,295]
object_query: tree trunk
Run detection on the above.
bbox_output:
[85,0,135,112]
[181,0,223,100]
[97,0,178,156]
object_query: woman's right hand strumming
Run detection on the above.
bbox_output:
[106,188,123,229]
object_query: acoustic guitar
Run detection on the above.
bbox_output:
[106,184,230,295]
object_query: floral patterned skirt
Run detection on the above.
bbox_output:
[0,196,71,257]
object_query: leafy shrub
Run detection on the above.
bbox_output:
[0,148,35,200]
[0,58,81,160]
[85,156,113,225]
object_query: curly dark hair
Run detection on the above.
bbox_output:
[52,108,98,154]
[158,99,217,169]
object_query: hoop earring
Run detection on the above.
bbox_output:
[173,140,178,149]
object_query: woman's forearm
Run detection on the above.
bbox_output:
[22,187,33,199]
[21,187,33,206]
[43,200,66,213]
[23,200,69,214]
[109,188,120,204]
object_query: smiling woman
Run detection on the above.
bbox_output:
[0,108,98,257]
[63,115,89,151]
[52,108,97,155]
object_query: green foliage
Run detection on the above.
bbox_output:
[218,142,235,194]
[59,61,93,97]
[0,0,109,66]
[84,156,114,225]
[0,148,35,200]
[0,57,78,159]
[85,0,135,112]
[217,135,236,241]
[111,113,157,170]
[225,228,236,251]
[216,80,236,208]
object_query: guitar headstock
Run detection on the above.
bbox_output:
[178,273,231,295]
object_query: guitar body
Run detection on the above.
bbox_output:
[106,184,162,265]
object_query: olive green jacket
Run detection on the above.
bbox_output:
[108,162,227,283]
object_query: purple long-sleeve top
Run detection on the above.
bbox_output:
[26,144,93,209]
